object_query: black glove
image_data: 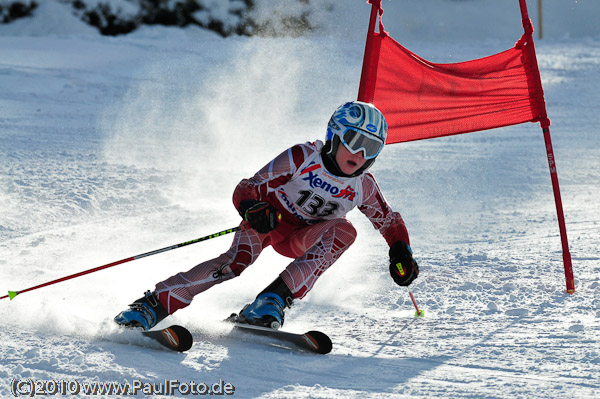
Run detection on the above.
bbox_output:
[238,199,280,234]
[238,199,259,219]
[389,241,419,286]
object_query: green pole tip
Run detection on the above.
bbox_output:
[8,291,18,300]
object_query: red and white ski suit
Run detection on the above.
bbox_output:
[155,141,409,314]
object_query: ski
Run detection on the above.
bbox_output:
[141,325,193,352]
[227,316,332,354]
[113,317,331,354]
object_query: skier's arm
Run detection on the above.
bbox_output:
[232,144,308,209]
[358,173,410,245]
[232,144,309,232]
[359,174,419,286]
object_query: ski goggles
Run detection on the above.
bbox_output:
[340,127,385,160]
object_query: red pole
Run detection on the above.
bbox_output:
[407,287,424,317]
[1,226,243,301]
[541,127,575,293]
[357,0,382,103]
[518,0,574,293]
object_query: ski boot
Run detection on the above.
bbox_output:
[236,292,287,329]
[233,277,294,330]
[114,290,168,331]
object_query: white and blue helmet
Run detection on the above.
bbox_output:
[323,101,388,176]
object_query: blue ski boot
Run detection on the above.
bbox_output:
[114,291,168,331]
[237,292,287,330]
[231,277,294,329]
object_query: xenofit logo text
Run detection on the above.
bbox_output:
[300,164,356,201]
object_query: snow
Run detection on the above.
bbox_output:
[1,1,599,398]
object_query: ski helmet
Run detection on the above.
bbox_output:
[322,101,387,177]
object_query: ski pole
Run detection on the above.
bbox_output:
[407,287,425,317]
[1,225,245,301]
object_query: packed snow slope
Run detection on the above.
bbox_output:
[1,1,599,398]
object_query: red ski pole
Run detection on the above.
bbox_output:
[1,225,244,301]
[407,287,425,317]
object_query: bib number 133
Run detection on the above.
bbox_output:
[296,190,339,217]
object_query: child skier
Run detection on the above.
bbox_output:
[115,101,419,330]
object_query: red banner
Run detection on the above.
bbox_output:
[358,3,550,143]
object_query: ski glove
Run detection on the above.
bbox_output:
[389,241,419,286]
[238,199,280,234]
